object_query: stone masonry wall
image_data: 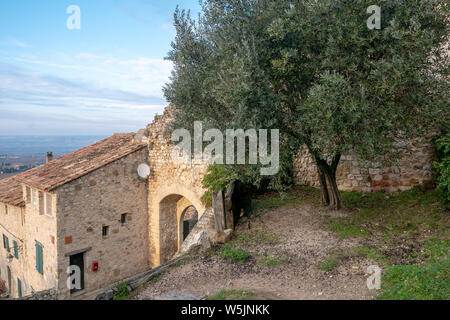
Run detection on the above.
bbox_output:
[293,139,435,192]
[55,148,149,300]
[135,106,207,267]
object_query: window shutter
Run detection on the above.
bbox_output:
[5,236,9,252]
[17,279,22,298]
[13,240,18,259]
[35,242,43,274]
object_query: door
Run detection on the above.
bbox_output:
[69,252,84,294]
[183,220,190,241]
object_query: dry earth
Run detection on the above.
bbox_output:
[134,200,381,300]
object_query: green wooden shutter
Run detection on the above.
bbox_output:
[5,236,9,252]
[13,240,18,259]
[2,234,5,249]
[17,279,22,298]
[35,242,43,275]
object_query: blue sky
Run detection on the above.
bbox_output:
[0,0,200,135]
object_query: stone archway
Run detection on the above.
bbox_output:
[149,183,205,267]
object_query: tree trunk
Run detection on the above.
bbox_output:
[317,167,330,205]
[313,153,342,210]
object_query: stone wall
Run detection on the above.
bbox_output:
[0,203,26,298]
[54,148,149,299]
[135,107,208,267]
[293,139,435,192]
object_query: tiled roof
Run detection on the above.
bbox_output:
[17,133,146,191]
[0,174,25,207]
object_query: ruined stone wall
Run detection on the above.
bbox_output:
[137,107,207,267]
[293,139,435,192]
[55,148,149,299]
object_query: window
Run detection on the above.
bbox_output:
[35,242,43,275]
[3,235,9,252]
[120,213,127,225]
[31,188,37,205]
[38,191,44,215]
[17,279,22,298]
[102,225,109,237]
[4,204,7,215]
[13,240,18,259]
[26,186,31,204]
[44,193,52,217]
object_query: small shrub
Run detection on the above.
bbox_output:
[113,282,130,300]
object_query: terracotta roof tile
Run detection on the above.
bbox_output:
[0,174,25,207]
[17,133,146,191]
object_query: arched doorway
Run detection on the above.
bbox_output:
[158,195,199,264]
[180,205,198,245]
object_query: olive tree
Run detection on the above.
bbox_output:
[164,0,449,209]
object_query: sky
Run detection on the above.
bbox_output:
[0,0,201,135]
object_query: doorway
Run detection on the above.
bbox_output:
[69,252,85,294]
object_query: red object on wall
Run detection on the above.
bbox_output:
[92,262,98,272]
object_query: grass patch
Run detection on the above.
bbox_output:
[318,258,338,271]
[353,245,391,265]
[378,257,450,300]
[327,220,368,238]
[218,245,250,263]
[209,289,257,300]
[258,254,290,267]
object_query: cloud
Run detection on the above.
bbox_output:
[0,38,31,48]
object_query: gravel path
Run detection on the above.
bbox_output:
[134,203,377,300]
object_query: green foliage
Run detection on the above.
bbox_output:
[113,283,131,300]
[201,164,236,206]
[209,289,257,300]
[218,244,251,263]
[433,134,450,203]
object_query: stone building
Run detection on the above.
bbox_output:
[0,133,151,299]
[0,105,436,300]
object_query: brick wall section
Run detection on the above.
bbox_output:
[293,139,435,192]
[54,148,149,299]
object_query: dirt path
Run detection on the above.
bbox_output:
[134,203,378,300]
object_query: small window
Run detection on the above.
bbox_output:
[38,192,44,215]
[31,188,37,205]
[4,204,7,215]
[44,193,52,217]
[120,213,127,225]
[102,225,109,237]
[26,186,31,204]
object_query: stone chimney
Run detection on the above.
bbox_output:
[46,152,53,163]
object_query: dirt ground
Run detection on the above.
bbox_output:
[134,203,379,300]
